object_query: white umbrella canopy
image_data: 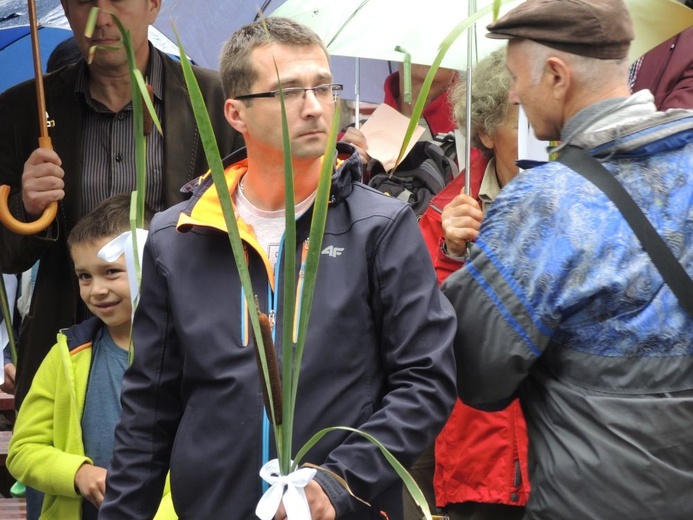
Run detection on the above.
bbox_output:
[272,0,693,69]
[627,0,693,63]
[271,0,521,70]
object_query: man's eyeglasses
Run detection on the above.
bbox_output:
[235,83,343,104]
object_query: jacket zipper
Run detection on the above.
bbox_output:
[261,237,309,492]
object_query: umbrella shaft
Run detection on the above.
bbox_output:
[27,0,49,141]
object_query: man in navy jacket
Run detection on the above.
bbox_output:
[100,17,457,520]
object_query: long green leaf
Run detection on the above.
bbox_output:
[172,26,284,455]
[126,191,140,365]
[0,275,17,365]
[293,426,433,520]
[276,66,297,477]
[493,0,501,20]
[94,9,161,365]
[395,0,511,169]
[289,103,340,426]
[133,68,163,135]
[327,0,372,48]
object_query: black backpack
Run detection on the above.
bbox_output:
[367,137,458,217]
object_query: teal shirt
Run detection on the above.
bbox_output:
[81,328,128,520]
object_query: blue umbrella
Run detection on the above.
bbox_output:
[0,26,73,93]
[0,0,182,94]
[0,0,72,93]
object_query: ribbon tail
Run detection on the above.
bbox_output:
[283,484,311,520]
[256,483,286,520]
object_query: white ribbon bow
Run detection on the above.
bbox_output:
[256,459,317,520]
[97,229,149,319]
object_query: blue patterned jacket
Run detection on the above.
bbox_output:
[443,92,693,520]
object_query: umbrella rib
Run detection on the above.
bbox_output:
[327,0,371,48]
[256,0,276,21]
[0,13,21,23]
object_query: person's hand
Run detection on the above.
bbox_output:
[22,148,65,219]
[274,480,336,520]
[440,193,483,258]
[340,127,371,164]
[0,363,16,394]
[74,463,107,508]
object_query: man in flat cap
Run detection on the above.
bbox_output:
[442,1,693,519]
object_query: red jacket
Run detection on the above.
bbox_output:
[632,27,693,110]
[419,152,530,507]
[336,72,455,151]
[383,72,456,136]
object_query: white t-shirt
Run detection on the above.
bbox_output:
[234,176,316,270]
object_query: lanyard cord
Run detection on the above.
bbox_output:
[235,210,312,492]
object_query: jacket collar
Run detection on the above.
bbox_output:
[554,91,693,158]
[61,316,103,353]
[176,142,362,234]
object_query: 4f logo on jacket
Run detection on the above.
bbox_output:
[321,245,344,257]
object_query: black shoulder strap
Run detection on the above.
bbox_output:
[558,146,693,319]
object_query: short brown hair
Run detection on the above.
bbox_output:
[68,194,153,249]
[219,17,328,99]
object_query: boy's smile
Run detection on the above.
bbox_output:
[71,236,132,349]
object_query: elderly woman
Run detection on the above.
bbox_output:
[418,48,529,520]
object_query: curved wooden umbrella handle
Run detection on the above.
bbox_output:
[0,186,58,236]
[0,135,58,235]
[0,1,60,235]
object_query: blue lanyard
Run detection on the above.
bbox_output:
[261,237,284,491]
[245,236,308,492]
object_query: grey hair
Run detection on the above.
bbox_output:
[450,47,512,157]
[521,39,629,89]
[219,17,329,100]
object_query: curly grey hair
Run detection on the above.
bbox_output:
[450,48,511,158]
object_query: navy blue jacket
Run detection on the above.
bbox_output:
[100,144,457,519]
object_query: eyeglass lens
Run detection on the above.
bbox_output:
[284,85,341,103]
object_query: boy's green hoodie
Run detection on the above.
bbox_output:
[7,316,175,519]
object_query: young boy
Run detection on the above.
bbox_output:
[6,194,170,519]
